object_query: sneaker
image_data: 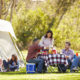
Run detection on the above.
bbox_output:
[70,71,75,73]
[15,69,19,71]
[3,69,8,72]
[72,67,78,71]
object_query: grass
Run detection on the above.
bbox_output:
[0,66,80,80]
[0,70,80,80]
[0,50,80,80]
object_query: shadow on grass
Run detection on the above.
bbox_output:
[0,71,26,75]
[0,67,80,75]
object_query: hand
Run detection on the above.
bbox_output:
[7,59,10,62]
[65,56,69,59]
[14,62,16,65]
[35,53,39,57]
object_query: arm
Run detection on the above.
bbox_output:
[50,38,54,47]
[34,43,43,50]
[27,44,42,54]
[61,49,68,59]
[16,61,19,69]
[39,36,45,47]
[61,49,64,54]
[69,50,74,60]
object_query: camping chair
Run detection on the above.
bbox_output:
[47,65,57,73]
[47,64,59,73]
[47,64,66,73]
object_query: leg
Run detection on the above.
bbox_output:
[37,55,47,72]
[9,65,18,71]
[16,61,19,70]
[28,58,44,73]
[78,56,80,67]
[3,60,9,69]
[70,57,80,71]
[67,59,72,69]
[9,61,19,71]
[9,65,15,71]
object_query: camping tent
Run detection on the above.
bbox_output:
[0,19,24,67]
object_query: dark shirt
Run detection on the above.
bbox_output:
[9,59,18,66]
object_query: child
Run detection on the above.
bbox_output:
[3,54,19,72]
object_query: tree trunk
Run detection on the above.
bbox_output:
[48,0,77,29]
[10,0,15,22]
[0,0,3,19]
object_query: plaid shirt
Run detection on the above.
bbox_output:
[26,43,43,62]
[62,49,74,60]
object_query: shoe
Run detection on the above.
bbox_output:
[72,67,78,71]
[15,69,20,71]
[70,71,75,73]
[3,69,8,72]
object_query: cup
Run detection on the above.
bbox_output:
[52,50,56,54]
[76,53,78,56]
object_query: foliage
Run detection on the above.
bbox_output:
[0,0,80,50]
[13,8,50,49]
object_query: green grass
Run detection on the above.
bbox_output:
[0,50,80,80]
[0,70,80,80]
[0,66,80,80]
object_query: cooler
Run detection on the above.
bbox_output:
[26,63,36,74]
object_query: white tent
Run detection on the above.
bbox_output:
[0,19,24,66]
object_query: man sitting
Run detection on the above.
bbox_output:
[62,42,74,72]
[26,38,44,73]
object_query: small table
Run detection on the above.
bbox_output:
[40,53,68,67]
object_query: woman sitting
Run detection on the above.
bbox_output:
[39,30,54,50]
[3,54,19,72]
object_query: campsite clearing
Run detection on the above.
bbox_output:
[0,50,80,80]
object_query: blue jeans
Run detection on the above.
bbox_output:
[70,56,80,71]
[3,60,9,69]
[27,57,44,73]
[9,65,19,71]
[9,62,19,71]
[67,59,72,68]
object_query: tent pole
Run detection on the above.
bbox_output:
[9,32,26,65]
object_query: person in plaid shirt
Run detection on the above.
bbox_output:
[26,38,44,73]
[62,42,80,72]
[62,42,74,61]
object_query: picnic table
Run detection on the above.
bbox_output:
[40,53,68,67]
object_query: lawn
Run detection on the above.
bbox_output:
[0,70,80,80]
[0,50,80,80]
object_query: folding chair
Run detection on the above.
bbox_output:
[47,64,66,73]
[47,64,59,73]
